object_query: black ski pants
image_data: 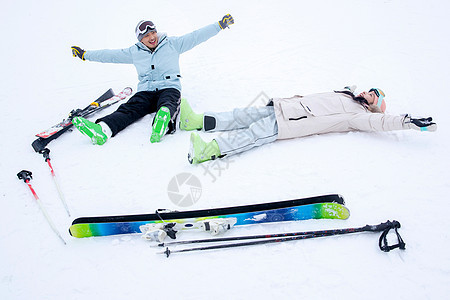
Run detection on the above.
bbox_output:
[97,88,181,136]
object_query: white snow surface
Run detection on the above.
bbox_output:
[1,0,450,299]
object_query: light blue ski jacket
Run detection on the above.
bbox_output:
[84,23,222,92]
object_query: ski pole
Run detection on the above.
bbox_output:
[158,221,405,257]
[157,228,349,247]
[39,148,70,216]
[158,221,393,247]
[17,170,67,245]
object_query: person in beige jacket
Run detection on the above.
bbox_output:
[179,87,437,164]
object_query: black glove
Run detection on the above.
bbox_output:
[219,14,234,29]
[71,46,86,60]
[404,115,437,132]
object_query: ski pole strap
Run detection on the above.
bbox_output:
[378,220,406,252]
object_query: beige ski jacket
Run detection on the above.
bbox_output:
[272,92,406,140]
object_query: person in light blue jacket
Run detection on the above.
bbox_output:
[71,15,234,145]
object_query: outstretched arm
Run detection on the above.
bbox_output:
[71,46,133,64]
[348,113,436,132]
[171,14,234,53]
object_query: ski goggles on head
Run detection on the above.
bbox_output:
[369,88,385,108]
[135,20,156,40]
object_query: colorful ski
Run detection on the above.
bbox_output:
[69,194,349,238]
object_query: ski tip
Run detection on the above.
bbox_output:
[123,87,133,96]
[343,206,350,220]
[319,203,350,220]
[32,138,48,153]
[69,224,94,238]
[340,204,350,220]
[104,88,115,97]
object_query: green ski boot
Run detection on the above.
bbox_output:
[150,106,171,143]
[188,132,221,164]
[72,117,108,145]
[179,98,203,131]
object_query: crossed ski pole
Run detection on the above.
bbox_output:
[158,220,405,257]
[17,170,67,245]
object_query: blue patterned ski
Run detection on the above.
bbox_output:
[70,194,349,238]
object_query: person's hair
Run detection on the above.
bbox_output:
[335,91,383,113]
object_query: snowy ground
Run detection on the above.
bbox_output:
[1,0,450,299]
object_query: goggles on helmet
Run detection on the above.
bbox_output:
[136,20,156,40]
[369,88,385,108]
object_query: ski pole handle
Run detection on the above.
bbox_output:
[39,148,51,162]
[363,220,405,252]
[363,220,401,232]
[17,170,33,182]
[17,170,40,201]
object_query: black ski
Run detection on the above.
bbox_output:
[72,194,345,225]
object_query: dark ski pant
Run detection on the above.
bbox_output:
[97,88,181,136]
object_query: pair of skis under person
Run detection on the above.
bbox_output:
[71,15,436,164]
